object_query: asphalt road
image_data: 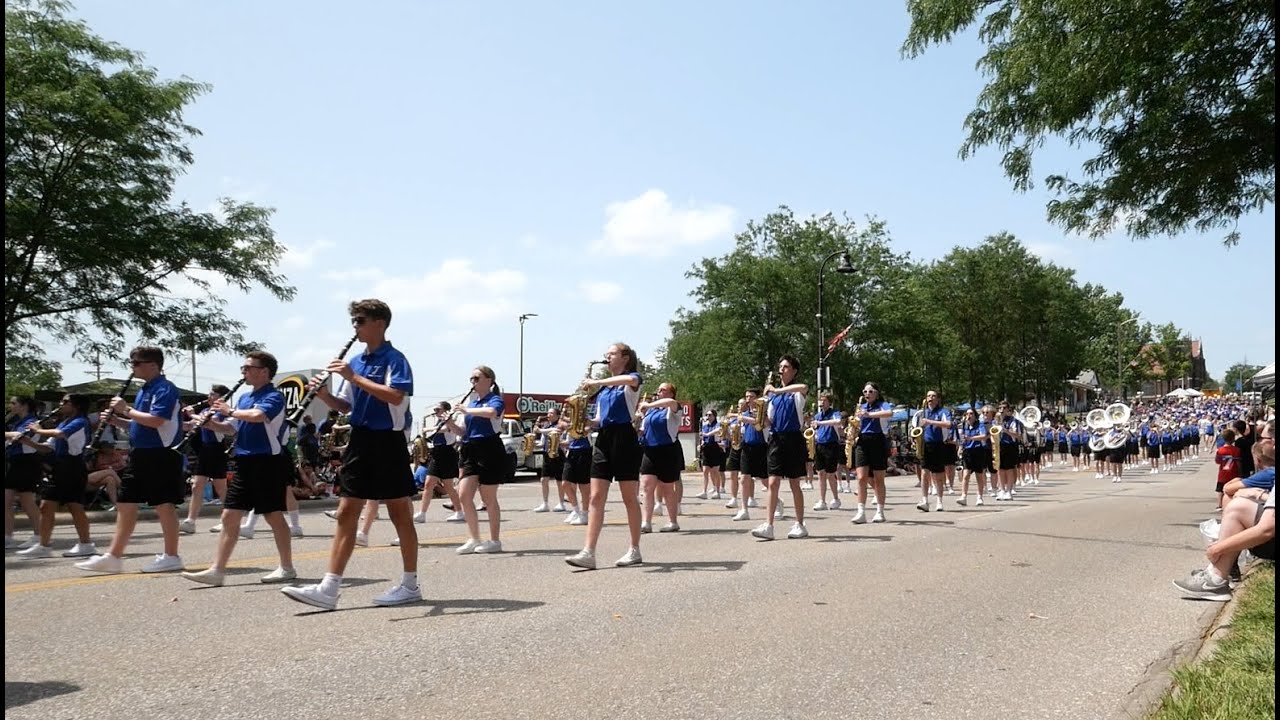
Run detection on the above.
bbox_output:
[5,457,1223,720]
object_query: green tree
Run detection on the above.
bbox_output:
[903,0,1275,246]
[4,0,294,359]
[1223,362,1264,392]
[4,347,63,398]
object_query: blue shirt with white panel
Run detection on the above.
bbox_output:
[596,373,642,428]
[463,392,504,441]
[129,376,183,449]
[230,383,287,456]
[337,341,413,432]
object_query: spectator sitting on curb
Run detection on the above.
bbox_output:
[1220,436,1275,504]
[1172,487,1274,601]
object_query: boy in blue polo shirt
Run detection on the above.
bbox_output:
[283,299,419,611]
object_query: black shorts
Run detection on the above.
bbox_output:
[46,456,89,504]
[192,445,228,479]
[701,442,725,468]
[962,446,992,472]
[4,454,43,492]
[922,442,950,473]
[460,435,507,486]
[119,447,185,506]
[1108,448,1126,464]
[427,444,459,480]
[591,425,642,483]
[338,428,415,500]
[1057,442,1068,454]
[224,454,289,514]
[726,447,741,473]
[1070,445,1082,457]
[814,443,843,473]
[562,446,592,485]
[541,454,564,480]
[740,444,767,478]
[1147,445,1161,459]
[640,442,683,483]
[853,434,889,471]
[998,444,1020,470]
[767,431,807,480]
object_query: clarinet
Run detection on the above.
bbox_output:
[284,334,359,427]
[4,410,59,448]
[90,374,137,447]
[177,378,247,450]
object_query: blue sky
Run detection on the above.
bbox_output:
[45,1,1275,418]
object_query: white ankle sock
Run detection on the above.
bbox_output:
[319,572,342,595]
[401,571,418,589]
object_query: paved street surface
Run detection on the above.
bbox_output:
[6,457,1223,720]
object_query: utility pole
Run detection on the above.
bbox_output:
[84,349,104,381]
[191,337,198,392]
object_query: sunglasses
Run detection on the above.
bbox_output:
[351,316,369,326]
[469,375,483,382]
[241,364,265,371]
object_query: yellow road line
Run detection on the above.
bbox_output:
[4,520,628,595]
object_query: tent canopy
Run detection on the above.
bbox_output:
[1251,362,1275,388]
[1166,388,1203,398]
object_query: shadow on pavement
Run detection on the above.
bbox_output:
[5,680,81,709]
[640,560,747,573]
[390,598,546,620]
[814,534,893,543]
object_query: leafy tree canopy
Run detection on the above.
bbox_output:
[903,0,1275,246]
[1223,362,1265,392]
[4,348,63,399]
[4,0,294,359]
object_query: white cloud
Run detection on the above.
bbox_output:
[1025,241,1075,264]
[591,189,736,256]
[356,259,528,325]
[282,239,336,269]
[322,267,386,283]
[579,280,623,304]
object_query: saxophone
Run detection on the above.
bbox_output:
[563,360,605,440]
[729,419,742,450]
[990,425,1003,471]
[754,371,772,430]
[546,429,562,458]
[804,425,817,458]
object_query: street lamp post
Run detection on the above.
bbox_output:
[1117,317,1138,400]
[518,313,538,400]
[816,250,856,392]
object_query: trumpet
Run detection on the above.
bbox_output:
[286,334,359,427]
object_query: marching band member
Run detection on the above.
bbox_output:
[956,407,990,506]
[697,409,724,500]
[4,395,43,549]
[734,388,767,522]
[535,408,567,513]
[1069,422,1087,473]
[76,346,186,574]
[639,382,683,532]
[560,419,591,527]
[810,392,844,511]
[723,402,744,510]
[13,393,98,558]
[851,382,894,524]
[1056,422,1069,467]
[565,342,645,569]
[414,400,465,524]
[944,415,960,494]
[180,384,233,536]
[282,299,420,610]
[454,366,507,555]
[182,351,296,586]
[994,402,1024,501]
[750,354,810,541]
[917,390,952,512]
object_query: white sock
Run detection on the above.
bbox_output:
[240,511,257,530]
[319,572,342,595]
[856,503,864,512]
[401,571,418,589]
[1205,566,1226,584]
[289,511,301,527]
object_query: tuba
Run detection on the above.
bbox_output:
[1020,406,1042,444]
[1088,430,1108,453]
[1103,425,1129,450]
[1104,402,1131,427]
[1085,408,1110,432]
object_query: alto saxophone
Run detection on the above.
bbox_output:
[563,359,605,440]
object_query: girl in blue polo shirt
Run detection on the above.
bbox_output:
[750,354,811,542]
[455,366,507,556]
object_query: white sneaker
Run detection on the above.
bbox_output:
[801,482,814,490]
[209,524,223,533]
[615,547,643,566]
[354,532,369,547]
[141,554,184,573]
[813,501,828,511]
[238,525,254,540]
[178,519,196,535]
[373,583,423,606]
[935,502,945,512]
[751,523,775,540]
[290,525,304,538]
[724,497,738,508]
[659,522,680,533]
[639,521,652,534]
[553,502,567,512]
[181,568,225,586]
[829,498,842,510]
[62,542,98,558]
[747,498,760,508]
[389,537,401,546]
[975,496,985,506]
[412,511,427,524]
[732,509,750,521]
[563,510,577,524]
[569,512,587,526]
[565,549,597,569]
[16,544,53,558]
[445,511,466,522]
[19,535,40,549]
[787,522,809,539]
[324,510,339,520]
[260,567,297,583]
[533,503,550,513]
[870,509,885,523]
[956,496,968,506]
[695,492,708,500]
[917,499,930,512]
[474,539,503,553]
[281,583,339,611]
[456,538,480,554]
[75,553,124,573]
[851,508,867,524]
